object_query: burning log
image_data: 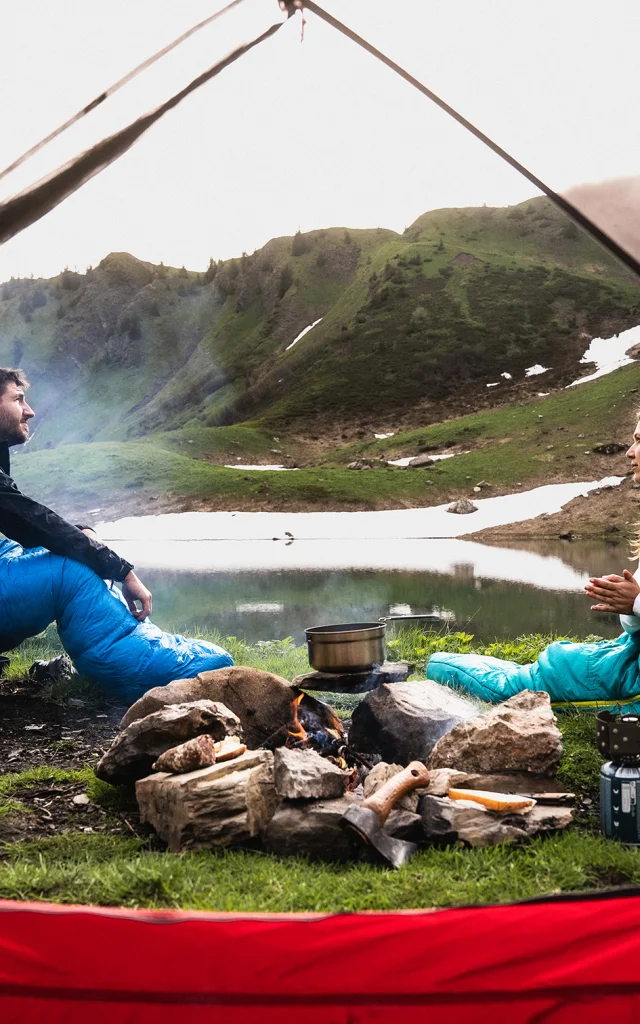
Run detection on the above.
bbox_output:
[287,693,307,745]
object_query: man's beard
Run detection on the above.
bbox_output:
[0,415,27,446]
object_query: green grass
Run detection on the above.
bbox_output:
[1,828,639,911]
[11,352,638,521]
[0,766,94,821]
[1,628,637,910]
[11,360,638,520]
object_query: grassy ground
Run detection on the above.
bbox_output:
[1,629,639,911]
[12,359,640,522]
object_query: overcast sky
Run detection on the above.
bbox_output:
[1,0,638,281]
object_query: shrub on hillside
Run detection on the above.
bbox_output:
[560,222,579,240]
[409,305,428,331]
[292,230,308,256]
[278,265,294,298]
[60,269,82,290]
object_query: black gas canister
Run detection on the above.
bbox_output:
[597,710,640,845]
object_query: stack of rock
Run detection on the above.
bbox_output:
[96,668,573,859]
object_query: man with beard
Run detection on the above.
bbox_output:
[0,368,152,618]
[0,368,232,699]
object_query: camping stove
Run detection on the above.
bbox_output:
[597,710,640,845]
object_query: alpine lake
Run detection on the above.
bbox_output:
[122,537,625,646]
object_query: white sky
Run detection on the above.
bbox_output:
[1,0,639,281]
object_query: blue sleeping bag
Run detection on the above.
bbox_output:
[0,539,233,703]
[427,629,640,713]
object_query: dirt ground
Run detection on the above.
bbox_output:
[0,676,152,845]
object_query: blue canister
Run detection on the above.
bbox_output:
[600,761,640,845]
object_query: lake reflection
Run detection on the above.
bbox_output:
[139,538,627,644]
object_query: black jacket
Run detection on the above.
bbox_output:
[0,441,133,582]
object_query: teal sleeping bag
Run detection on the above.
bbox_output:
[426,630,640,713]
[0,539,233,702]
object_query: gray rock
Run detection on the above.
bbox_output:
[447,499,478,514]
[420,793,573,847]
[29,654,77,686]
[120,666,300,750]
[96,700,241,784]
[593,443,627,455]
[347,460,373,470]
[420,794,529,846]
[349,679,479,765]
[407,454,435,468]
[261,795,360,861]
[137,749,277,852]
[460,772,570,795]
[274,747,349,800]
[292,661,413,693]
[428,690,563,776]
[385,808,423,842]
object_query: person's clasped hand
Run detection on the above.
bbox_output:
[122,570,153,621]
[584,570,640,614]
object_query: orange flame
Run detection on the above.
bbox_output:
[287,693,308,744]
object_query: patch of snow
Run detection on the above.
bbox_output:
[285,317,323,351]
[501,372,512,380]
[537,392,550,397]
[388,451,469,467]
[375,432,395,439]
[235,602,284,613]
[100,476,624,556]
[486,382,499,388]
[224,464,298,471]
[567,324,640,388]
[525,364,550,377]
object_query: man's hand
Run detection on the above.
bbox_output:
[584,570,640,614]
[122,570,152,621]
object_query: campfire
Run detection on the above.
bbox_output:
[96,666,575,864]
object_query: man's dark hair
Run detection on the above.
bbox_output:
[0,368,29,396]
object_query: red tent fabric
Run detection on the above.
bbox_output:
[1,894,640,1022]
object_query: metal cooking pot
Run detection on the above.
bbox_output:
[306,615,441,674]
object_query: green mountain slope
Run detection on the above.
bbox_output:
[12,360,640,523]
[0,198,638,452]
[232,200,640,430]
